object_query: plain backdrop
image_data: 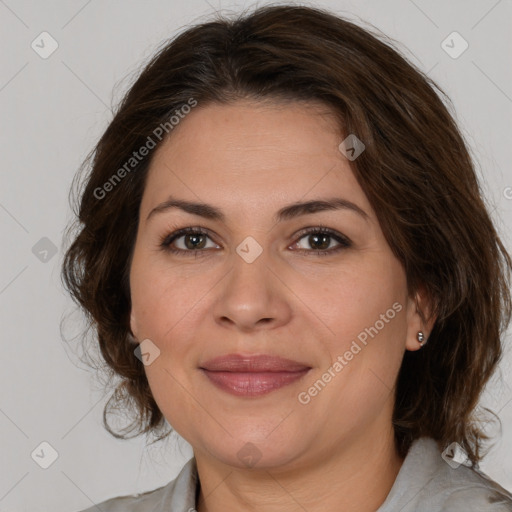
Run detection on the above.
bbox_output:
[0,0,511,510]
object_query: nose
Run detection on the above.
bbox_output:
[212,250,293,333]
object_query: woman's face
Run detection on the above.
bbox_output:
[129,100,426,470]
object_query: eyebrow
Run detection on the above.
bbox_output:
[146,195,369,223]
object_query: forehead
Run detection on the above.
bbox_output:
[140,100,373,223]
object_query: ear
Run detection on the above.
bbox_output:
[405,283,437,352]
[129,311,139,343]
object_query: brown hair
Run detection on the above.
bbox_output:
[62,4,511,463]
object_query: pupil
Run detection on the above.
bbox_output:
[310,234,329,250]
[185,234,206,250]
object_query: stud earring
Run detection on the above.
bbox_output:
[417,331,426,347]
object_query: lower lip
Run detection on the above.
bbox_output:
[201,369,310,396]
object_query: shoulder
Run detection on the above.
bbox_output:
[430,462,512,511]
[74,481,174,512]
[379,438,512,512]
[73,457,197,512]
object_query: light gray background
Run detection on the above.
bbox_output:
[1,0,511,510]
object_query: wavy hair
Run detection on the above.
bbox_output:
[62,4,512,463]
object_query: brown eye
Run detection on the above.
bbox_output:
[161,227,219,256]
[305,233,331,251]
[182,233,208,250]
[291,227,351,255]
[160,226,351,257]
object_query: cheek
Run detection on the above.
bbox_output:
[301,255,409,400]
[295,254,407,345]
[142,362,197,442]
[130,254,209,339]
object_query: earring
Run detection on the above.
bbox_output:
[417,331,426,347]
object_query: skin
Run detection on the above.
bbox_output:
[129,99,435,512]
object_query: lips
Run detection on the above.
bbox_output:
[199,354,311,397]
[200,354,310,372]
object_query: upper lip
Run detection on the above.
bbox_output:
[200,354,311,372]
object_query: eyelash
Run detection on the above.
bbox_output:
[159,225,352,257]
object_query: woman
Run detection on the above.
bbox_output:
[63,5,512,511]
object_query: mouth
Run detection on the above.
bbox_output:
[199,354,312,397]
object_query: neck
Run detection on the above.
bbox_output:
[195,424,404,512]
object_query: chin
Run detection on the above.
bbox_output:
[200,436,308,471]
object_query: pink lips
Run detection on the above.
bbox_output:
[200,354,311,397]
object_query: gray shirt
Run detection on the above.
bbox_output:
[77,437,512,511]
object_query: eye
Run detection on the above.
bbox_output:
[160,225,351,257]
[290,226,351,256]
[160,227,219,256]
